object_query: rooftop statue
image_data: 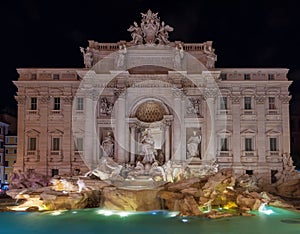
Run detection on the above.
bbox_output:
[128,9,173,45]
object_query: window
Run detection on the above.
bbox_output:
[244,74,251,80]
[245,138,252,151]
[51,169,59,177]
[220,97,228,110]
[5,137,9,144]
[31,74,37,80]
[53,74,60,80]
[31,97,37,110]
[14,149,17,154]
[76,138,83,151]
[4,174,8,180]
[51,138,60,151]
[268,74,275,80]
[0,141,4,149]
[53,97,60,110]
[76,97,84,110]
[0,127,2,135]
[244,97,252,110]
[28,137,37,151]
[28,169,35,174]
[246,170,253,175]
[270,138,277,151]
[5,149,8,154]
[14,137,17,144]
[220,73,227,80]
[269,97,275,110]
[220,138,228,151]
[0,155,2,163]
[271,170,278,183]
[4,161,8,167]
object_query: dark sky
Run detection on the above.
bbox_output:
[1,0,300,113]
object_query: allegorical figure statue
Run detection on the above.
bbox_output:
[127,21,143,45]
[174,43,184,69]
[102,132,114,158]
[115,44,127,68]
[187,131,201,158]
[141,129,156,164]
[203,41,217,69]
[80,47,93,68]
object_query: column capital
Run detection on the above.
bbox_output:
[203,88,218,100]
[279,95,291,104]
[86,89,99,101]
[172,88,185,99]
[39,96,51,104]
[14,95,26,105]
[114,88,127,99]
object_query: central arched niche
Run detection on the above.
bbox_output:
[135,101,166,123]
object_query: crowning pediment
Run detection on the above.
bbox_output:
[265,129,281,136]
[240,128,256,135]
[217,129,232,135]
[48,129,64,135]
[25,129,40,135]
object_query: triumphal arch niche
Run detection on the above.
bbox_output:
[73,10,223,170]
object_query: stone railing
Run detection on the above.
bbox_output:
[49,151,63,162]
[26,150,40,162]
[183,43,205,51]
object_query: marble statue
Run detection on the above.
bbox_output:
[174,43,184,69]
[101,132,114,157]
[203,41,217,69]
[141,129,156,164]
[187,131,201,158]
[80,47,93,68]
[157,21,174,45]
[128,10,173,45]
[115,44,127,68]
[127,22,143,45]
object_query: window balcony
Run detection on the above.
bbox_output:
[216,150,233,163]
[26,110,40,121]
[241,150,258,162]
[266,151,281,163]
[49,110,63,120]
[26,150,40,162]
[49,150,63,162]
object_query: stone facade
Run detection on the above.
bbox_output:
[13,11,292,184]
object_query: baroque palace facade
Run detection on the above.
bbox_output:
[14,10,291,183]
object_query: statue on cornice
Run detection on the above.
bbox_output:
[128,22,143,45]
[203,41,217,69]
[128,9,173,45]
[80,47,93,68]
[115,44,127,68]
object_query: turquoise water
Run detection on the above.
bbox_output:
[0,207,299,234]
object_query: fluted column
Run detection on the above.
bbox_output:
[255,94,266,163]
[130,124,136,164]
[172,89,184,161]
[204,88,217,161]
[280,95,291,155]
[115,89,126,163]
[164,122,171,162]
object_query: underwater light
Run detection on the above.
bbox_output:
[181,218,189,223]
[51,211,63,216]
[258,203,274,215]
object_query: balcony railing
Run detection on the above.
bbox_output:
[49,150,63,162]
[26,150,40,162]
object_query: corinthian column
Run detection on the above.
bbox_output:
[204,88,217,161]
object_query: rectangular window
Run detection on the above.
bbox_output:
[76,138,83,151]
[269,97,275,110]
[31,97,37,110]
[0,154,2,163]
[244,74,251,80]
[270,138,277,151]
[220,138,228,151]
[0,127,2,135]
[5,149,8,154]
[220,73,227,80]
[244,97,252,110]
[246,170,253,175]
[53,74,60,80]
[28,169,35,174]
[220,97,228,110]
[14,149,17,154]
[245,138,252,151]
[51,169,59,177]
[4,161,8,167]
[28,137,37,151]
[268,74,275,80]
[51,138,60,151]
[53,97,60,110]
[76,97,84,110]
[4,174,8,180]
[0,141,3,149]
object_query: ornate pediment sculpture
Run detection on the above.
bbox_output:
[128,9,173,45]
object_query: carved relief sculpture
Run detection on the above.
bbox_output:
[99,98,113,116]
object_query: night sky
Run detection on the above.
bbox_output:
[1,0,300,113]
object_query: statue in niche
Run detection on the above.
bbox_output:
[157,21,174,45]
[141,129,156,164]
[187,131,201,158]
[80,47,93,68]
[203,41,217,69]
[99,98,113,115]
[101,132,114,158]
[127,22,143,45]
[174,43,184,69]
[115,44,127,68]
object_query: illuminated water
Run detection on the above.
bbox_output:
[0,207,299,234]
